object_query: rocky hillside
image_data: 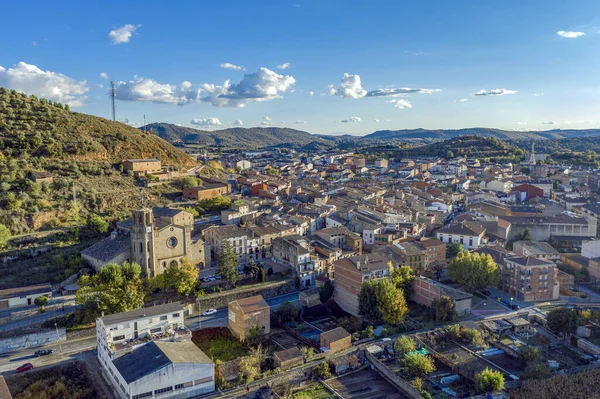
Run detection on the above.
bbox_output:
[364,127,600,141]
[0,89,196,169]
[141,122,332,149]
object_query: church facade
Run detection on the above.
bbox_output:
[82,207,209,277]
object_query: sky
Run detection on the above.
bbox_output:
[1,0,600,135]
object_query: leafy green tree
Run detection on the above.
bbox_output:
[447,251,499,292]
[474,368,505,393]
[312,362,331,379]
[178,176,200,189]
[216,241,239,287]
[390,264,415,296]
[521,360,551,380]
[403,353,436,377]
[85,214,109,235]
[238,353,261,383]
[521,347,540,363]
[0,224,11,247]
[394,335,417,355]
[76,262,145,317]
[431,296,458,322]
[246,325,266,346]
[257,267,265,282]
[547,307,578,337]
[522,227,532,241]
[34,295,49,313]
[197,195,232,211]
[446,242,464,258]
[161,258,199,296]
[358,280,382,324]
[272,301,298,327]
[319,280,334,302]
[374,279,409,325]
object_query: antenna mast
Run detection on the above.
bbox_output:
[110,80,116,121]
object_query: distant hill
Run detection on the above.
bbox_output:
[141,123,330,149]
[364,127,600,141]
[0,89,196,169]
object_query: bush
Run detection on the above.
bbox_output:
[394,335,417,355]
[403,353,436,377]
[474,368,505,393]
[312,362,331,379]
[272,302,299,327]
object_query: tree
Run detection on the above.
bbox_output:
[246,325,266,346]
[474,368,505,393]
[447,251,499,292]
[394,335,417,355]
[319,280,334,302]
[238,353,261,383]
[446,242,464,258]
[162,258,199,296]
[547,307,578,337]
[257,267,265,282]
[272,301,298,327]
[521,347,540,363]
[85,214,109,235]
[403,353,436,377]
[217,241,239,287]
[312,362,331,379]
[178,176,200,189]
[76,262,145,317]
[34,295,49,313]
[358,281,382,324]
[520,228,532,241]
[521,360,551,380]
[0,224,10,247]
[390,264,415,296]
[431,296,458,322]
[374,279,409,325]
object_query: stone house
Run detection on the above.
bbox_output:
[122,159,162,177]
[182,183,230,201]
[320,327,351,353]
[228,295,270,341]
[412,276,473,317]
[273,347,304,370]
[419,238,447,268]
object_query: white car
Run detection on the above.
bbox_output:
[201,309,217,316]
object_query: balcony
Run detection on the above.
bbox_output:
[110,326,192,358]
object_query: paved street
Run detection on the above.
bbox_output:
[0,298,79,333]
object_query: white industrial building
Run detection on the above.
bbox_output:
[96,303,214,399]
[0,283,52,310]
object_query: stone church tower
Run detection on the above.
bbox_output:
[131,208,156,277]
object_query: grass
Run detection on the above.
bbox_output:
[5,361,99,399]
[292,383,336,399]
[191,327,249,362]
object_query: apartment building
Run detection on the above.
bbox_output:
[272,235,318,288]
[500,257,559,302]
[203,225,256,263]
[436,221,486,250]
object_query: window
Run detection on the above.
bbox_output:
[150,327,162,334]
[113,335,125,341]
[133,392,152,399]
[175,383,185,390]
[154,386,173,395]
[160,315,168,321]
[172,313,180,318]
[139,241,143,253]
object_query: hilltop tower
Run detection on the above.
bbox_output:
[529,142,536,165]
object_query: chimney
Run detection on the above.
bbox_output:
[110,231,118,240]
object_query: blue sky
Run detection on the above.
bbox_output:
[1,0,599,135]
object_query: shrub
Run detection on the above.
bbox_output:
[312,362,331,379]
[474,368,505,393]
[394,335,417,355]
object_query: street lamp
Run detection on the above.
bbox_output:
[510,297,514,309]
[54,321,63,356]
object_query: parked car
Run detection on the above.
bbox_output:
[511,304,520,310]
[481,289,491,296]
[201,308,217,316]
[34,349,53,357]
[16,363,33,373]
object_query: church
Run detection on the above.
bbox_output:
[82,207,209,277]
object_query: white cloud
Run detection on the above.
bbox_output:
[533,92,544,97]
[277,63,291,70]
[541,121,556,125]
[100,72,109,80]
[0,61,89,107]
[388,99,413,109]
[200,67,295,107]
[260,116,273,126]
[115,77,201,105]
[220,63,244,71]
[293,4,300,7]
[31,41,38,47]
[294,120,307,124]
[471,88,517,96]
[366,87,440,97]
[233,119,243,126]
[190,117,222,127]
[263,116,272,121]
[564,120,590,125]
[458,98,468,102]
[517,121,527,125]
[309,91,314,96]
[336,73,367,98]
[123,119,142,127]
[373,119,380,122]
[96,84,104,89]
[340,116,361,123]
[385,119,391,122]
[557,30,584,38]
[108,24,141,44]
[327,85,336,96]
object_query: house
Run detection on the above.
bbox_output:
[228,295,270,341]
[0,283,52,310]
[419,238,447,267]
[333,253,390,316]
[273,347,304,370]
[436,221,486,250]
[122,159,162,177]
[82,207,209,276]
[512,241,560,261]
[511,184,544,202]
[30,171,53,184]
[272,235,317,288]
[330,354,360,374]
[95,304,212,399]
[110,340,214,399]
[182,183,230,200]
[203,225,251,263]
[320,327,351,353]
[412,276,473,316]
[221,200,257,225]
[500,257,559,302]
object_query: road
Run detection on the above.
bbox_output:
[0,291,299,374]
[0,297,79,333]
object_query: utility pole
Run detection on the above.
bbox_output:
[54,321,63,356]
[110,80,116,121]
[72,182,76,202]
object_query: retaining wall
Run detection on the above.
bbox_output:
[0,328,66,353]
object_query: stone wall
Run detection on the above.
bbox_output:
[0,328,66,353]
[365,351,421,399]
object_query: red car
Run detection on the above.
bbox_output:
[16,363,33,373]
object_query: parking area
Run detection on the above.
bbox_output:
[326,368,408,399]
